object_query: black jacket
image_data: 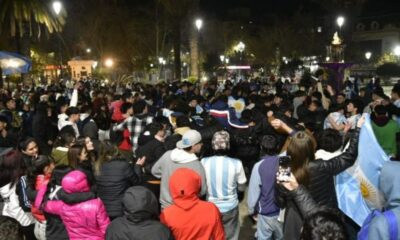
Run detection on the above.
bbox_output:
[308,128,360,208]
[276,185,317,240]
[276,128,360,239]
[105,186,172,240]
[96,158,142,219]
[135,138,166,181]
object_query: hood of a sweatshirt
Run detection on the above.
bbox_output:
[380,161,400,210]
[61,170,90,194]
[169,168,201,210]
[170,148,198,164]
[123,186,159,223]
[0,183,14,198]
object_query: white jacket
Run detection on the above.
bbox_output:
[0,183,36,226]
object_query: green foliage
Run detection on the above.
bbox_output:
[0,0,66,38]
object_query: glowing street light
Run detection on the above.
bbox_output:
[86,48,91,53]
[225,58,230,64]
[104,58,114,68]
[337,16,345,29]
[52,1,62,15]
[195,19,203,31]
[365,52,372,60]
[220,55,225,63]
[394,46,400,57]
[237,41,245,53]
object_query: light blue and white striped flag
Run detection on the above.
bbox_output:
[335,114,389,226]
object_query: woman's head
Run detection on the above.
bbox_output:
[94,142,120,175]
[77,137,94,151]
[18,138,39,157]
[27,155,55,189]
[0,150,24,187]
[68,144,88,168]
[55,126,76,147]
[287,131,316,185]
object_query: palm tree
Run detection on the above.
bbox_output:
[160,0,198,81]
[0,0,65,57]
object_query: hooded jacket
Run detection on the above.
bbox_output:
[105,186,172,240]
[43,170,110,240]
[151,148,207,209]
[96,158,142,219]
[160,168,225,240]
[369,162,400,239]
[0,183,35,227]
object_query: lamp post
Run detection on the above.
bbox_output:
[53,1,63,80]
[86,48,91,54]
[365,52,372,62]
[394,46,400,59]
[337,16,345,31]
[194,18,203,81]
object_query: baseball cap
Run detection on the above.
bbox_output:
[176,130,202,149]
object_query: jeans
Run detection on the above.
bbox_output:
[222,206,239,240]
[257,215,283,240]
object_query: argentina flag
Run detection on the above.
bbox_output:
[335,114,389,226]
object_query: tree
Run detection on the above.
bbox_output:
[0,0,65,56]
[160,0,198,80]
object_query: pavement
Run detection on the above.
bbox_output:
[238,189,257,239]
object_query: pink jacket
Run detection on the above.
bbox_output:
[43,170,110,240]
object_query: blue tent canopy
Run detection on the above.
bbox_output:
[0,51,32,75]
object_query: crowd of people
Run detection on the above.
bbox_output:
[0,76,400,240]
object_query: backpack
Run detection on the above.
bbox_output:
[358,209,398,240]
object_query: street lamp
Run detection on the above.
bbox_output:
[394,46,400,57]
[86,48,91,54]
[220,55,225,63]
[237,41,245,53]
[195,19,203,31]
[225,58,230,64]
[53,1,63,79]
[105,58,114,68]
[337,16,345,29]
[365,52,372,61]
[52,1,62,15]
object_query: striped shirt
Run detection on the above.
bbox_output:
[201,156,247,213]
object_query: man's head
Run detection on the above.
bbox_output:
[212,131,230,155]
[176,129,203,154]
[260,135,278,156]
[122,92,134,103]
[308,100,321,112]
[373,104,388,117]
[121,102,134,116]
[133,100,148,115]
[5,98,16,110]
[391,86,400,101]
[347,99,363,115]
[66,107,80,123]
[316,129,342,153]
[300,208,348,240]
[336,93,346,105]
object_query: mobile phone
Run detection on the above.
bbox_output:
[277,156,291,182]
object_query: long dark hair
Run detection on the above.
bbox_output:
[68,144,86,169]
[287,131,316,186]
[0,150,24,188]
[27,155,53,189]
